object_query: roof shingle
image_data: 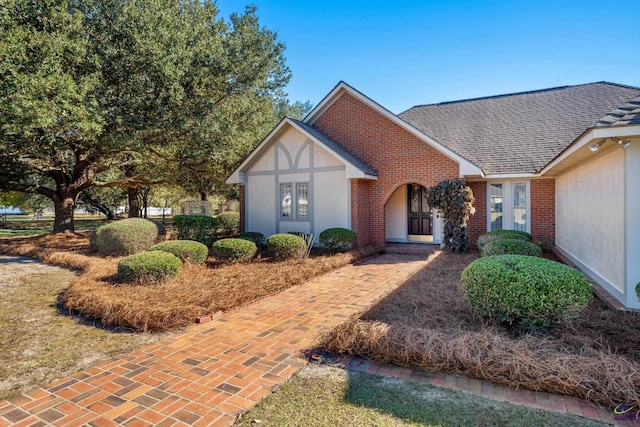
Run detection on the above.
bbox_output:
[399,82,640,174]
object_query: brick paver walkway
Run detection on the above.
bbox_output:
[0,253,624,426]
[0,254,430,426]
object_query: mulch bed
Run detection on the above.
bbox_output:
[320,250,640,407]
[0,233,381,332]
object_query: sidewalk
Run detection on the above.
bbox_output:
[0,254,430,427]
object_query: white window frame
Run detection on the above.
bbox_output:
[486,181,530,233]
[280,181,310,221]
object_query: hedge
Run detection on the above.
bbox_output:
[319,228,357,254]
[477,229,532,249]
[217,211,240,235]
[211,238,257,262]
[238,231,265,245]
[91,218,159,256]
[172,215,218,247]
[460,255,592,330]
[267,233,306,260]
[117,251,181,284]
[149,240,209,265]
[482,238,542,257]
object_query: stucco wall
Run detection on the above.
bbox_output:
[556,148,625,292]
[244,127,350,240]
[625,142,640,308]
[384,185,407,241]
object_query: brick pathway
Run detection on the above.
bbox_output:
[0,254,430,427]
[0,253,627,426]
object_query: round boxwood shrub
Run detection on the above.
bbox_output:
[212,238,257,262]
[238,231,265,245]
[91,218,159,256]
[217,211,240,235]
[482,238,542,257]
[476,229,532,249]
[319,228,357,254]
[149,240,209,265]
[267,233,306,260]
[117,251,181,284]
[460,255,592,329]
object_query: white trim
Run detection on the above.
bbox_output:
[304,82,483,178]
[540,124,640,175]
[226,117,378,184]
[482,173,538,179]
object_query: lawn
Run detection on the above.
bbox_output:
[321,250,640,408]
[235,364,607,427]
[0,255,168,400]
[0,214,109,237]
[0,232,380,332]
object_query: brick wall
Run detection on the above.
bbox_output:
[238,184,246,233]
[466,181,486,245]
[314,92,459,245]
[530,178,555,249]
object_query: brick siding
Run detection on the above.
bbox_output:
[466,181,487,245]
[238,184,246,233]
[530,178,555,248]
[314,92,459,245]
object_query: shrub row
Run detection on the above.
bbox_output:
[172,215,218,248]
[477,229,532,250]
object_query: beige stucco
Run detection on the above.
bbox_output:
[556,148,625,294]
[625,142,640,308]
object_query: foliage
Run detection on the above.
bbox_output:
[172,215,218,247]
[150,240,209,265]
[211,238,257,262]
[117,251,181,284]
[482,239,542,257]
[460,255,592,329]
[319,228,357,254]
[288,232,315,259]
[238,231,265,245]
[477,229,532,249]
[77,186,126,220]
[0,0,292,232]
[427,180,475,253]
[90,218,159,256]
[267,233,306,260]
[217,211,240,235]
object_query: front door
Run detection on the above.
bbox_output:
[408,184,432,235]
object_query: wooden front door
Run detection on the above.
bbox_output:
[408,184,432,235]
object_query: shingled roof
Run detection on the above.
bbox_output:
[399,82,640,175]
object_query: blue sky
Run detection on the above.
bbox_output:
[217,1,640,114]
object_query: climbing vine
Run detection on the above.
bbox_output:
[427,180,475,253]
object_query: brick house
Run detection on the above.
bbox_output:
[227,81,640,309]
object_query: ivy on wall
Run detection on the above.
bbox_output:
[427,180,475,253]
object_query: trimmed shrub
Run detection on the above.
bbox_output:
[217,211,240,235]
[172,215,218,247]
[267,233,306,260]
[149,240,209,265]
[91,218,159,256]
[477,229,532,249]
[238,231,265,245]
[117,251,181,284]
[460,255,592,329]
[211,238,257,262]
[482,238,542,257]
[319,228,357,254]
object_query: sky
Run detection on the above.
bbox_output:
[216,1,640,114]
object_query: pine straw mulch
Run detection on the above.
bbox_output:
[0,233,382,332]
[320,250,640,408]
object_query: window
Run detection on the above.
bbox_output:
[280,182,310,220]
[487,181,529,232]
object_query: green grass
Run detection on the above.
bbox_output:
[0,256,169,400]
[235,365,607,427]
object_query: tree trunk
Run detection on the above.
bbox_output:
[53,195,77,233]
[199,191,208,201]
[128,188,141,218]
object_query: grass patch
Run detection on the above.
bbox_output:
[236,365,606,426]
[321,250,640,408]
[0,233,381,332]
[0,256,167,400]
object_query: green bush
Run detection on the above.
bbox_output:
[482,238,542,257]
[427,180,475,253]
[477,229,532,249]
[217,211,240,235]
[172,215,218,247]
[91,218,159,256]
[319,228,357,254]
[238,231,265,245]
[149,240,209,265]
[267,233,306,260]
[117,251,181,284]
[460,255,592,329]
[211,238,257,262]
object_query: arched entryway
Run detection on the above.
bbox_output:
[385,183,441,243]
